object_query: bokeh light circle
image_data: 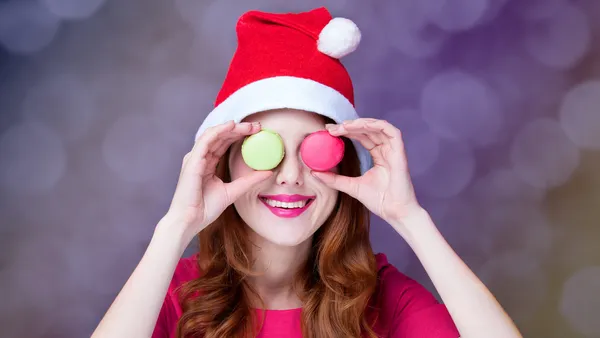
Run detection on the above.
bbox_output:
[471,168,545,207]
[22,74,95,142]
[185,0,271,59]
[39,0,106,20]
[559,80,600,149]
[510,118,580,189]
[413,139,475,198]
[485,45,570,126]
[478,0,510,25]
[421,69,503,147]
[430,197,494,269]
[0,244,59,337]
[0,0,61,54]
[102,115,172,184]
[381,0,449,59]
[174,0,205,28]
[560,266,600,336]
[478,251,548,322]
[154,75,216,148]
[486,205,554,259]
[0,121,67,194]
[423,0,490,32]
[522,3,591,69]
[383,109,440,176]
[511,0,568,22]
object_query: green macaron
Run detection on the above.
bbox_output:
[241,129,285,170]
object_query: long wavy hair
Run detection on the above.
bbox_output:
[174,130,380,338]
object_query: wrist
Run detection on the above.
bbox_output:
[390,206,439,244]
[153,214,197,254]
[389,203,427,228]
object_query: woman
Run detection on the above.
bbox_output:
[92,7,522,338]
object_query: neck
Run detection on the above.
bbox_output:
[246,230,312,310]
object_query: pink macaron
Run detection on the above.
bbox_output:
[300,130,345,171]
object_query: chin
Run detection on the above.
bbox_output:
[250,220,316,247]
[235,193,329,248]
[261,235,309,247]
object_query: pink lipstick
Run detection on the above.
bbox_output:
[259,194,315,218]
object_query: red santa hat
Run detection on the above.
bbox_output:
[195,7,372,173]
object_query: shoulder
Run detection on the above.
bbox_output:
[373,253,459,338]
[374,253,437,310]
[171,253,201,288]
[165,253,202,306]
[152,254,201,338]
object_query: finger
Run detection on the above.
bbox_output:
[348,128,384,148]
[190,121,261,175]
[345,121,390,166]
[203,122,263,175]
[225,171,273,203]
[338,118,400,142]
[336,119,403,150]
[327,121,396,167]
[311,171,360,199]
[201,151,223,177]
[343,118,378,125]
[349,133,376,151]
[213,122,263,158]
[366,120,407,168]
[343,120,387,146]
[326,124,376,150]
[189,121,236,170]
[196,121,261,155]
[364,120,404,152]
[182,152,192,168]
[179,152,192,178]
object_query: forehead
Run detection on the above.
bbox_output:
[242,109,327,138]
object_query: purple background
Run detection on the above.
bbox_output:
[1,0,600,337]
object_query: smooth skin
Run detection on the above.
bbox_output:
[92,121,273,338]
[312,118,523,338]
[91,116,523,338]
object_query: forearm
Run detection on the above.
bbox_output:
[92,216,192,338]
[392,208,522,338]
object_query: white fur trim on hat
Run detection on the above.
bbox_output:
[195,76,373,174]
[317,17,361,59]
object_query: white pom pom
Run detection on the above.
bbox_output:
[317,17,361,59]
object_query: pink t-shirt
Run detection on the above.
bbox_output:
[152,253,459,337]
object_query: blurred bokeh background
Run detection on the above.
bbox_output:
[1,0,599,337]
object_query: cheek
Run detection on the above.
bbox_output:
[327,189,338,205]
[318,183,339,211]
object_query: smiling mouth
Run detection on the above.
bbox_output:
[259,197,315,209]
[257,194,316,218]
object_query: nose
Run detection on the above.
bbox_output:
[275,152,304,186]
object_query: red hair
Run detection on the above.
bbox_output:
[175,135,379,338]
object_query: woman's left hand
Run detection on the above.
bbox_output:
[312,118,422,227]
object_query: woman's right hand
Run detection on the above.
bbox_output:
[162,120,272,239]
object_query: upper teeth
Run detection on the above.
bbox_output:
[263,199,309,209]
